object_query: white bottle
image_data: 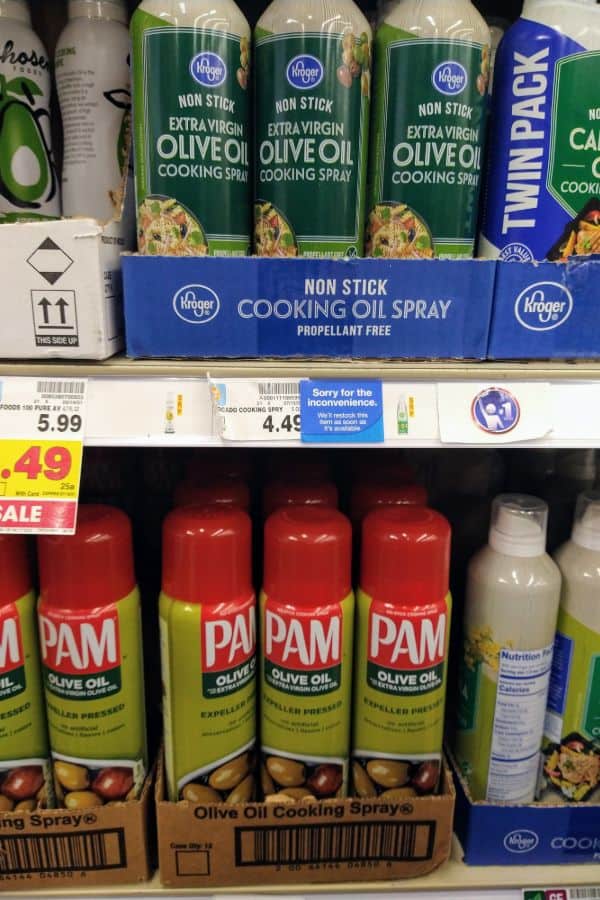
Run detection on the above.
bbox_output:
[541,492,600,803]
[56,0,131,222]
[454,495,561,803]
[131,0,251,256]
[0,0,60,220]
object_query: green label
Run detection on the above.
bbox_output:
[456,658,480,732]
[39,591,147,775]
[368,31,488,258]
[352,589,451,759]
[254,30,370,258]
[132,11,251,256]
[160,592,256,801]
[265,658,341,696]
[548,52,600,220]
[584,655,600,738]
[547,608,600,744]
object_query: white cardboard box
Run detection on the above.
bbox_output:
[0,216,127,360]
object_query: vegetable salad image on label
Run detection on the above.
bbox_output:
[260,507,354,800]
[367,0,490,259]
[0,535,54,812]
[254,0,371,259]
[38,506,148,810]
[352,506,451,799]
[479,0,600,261]
[160,506,257,803]
[0,0,60,221]
[131,1,251,256]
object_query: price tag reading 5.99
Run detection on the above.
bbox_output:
[0,377,87,534]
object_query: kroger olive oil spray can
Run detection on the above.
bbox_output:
[0,535,53,811]
[160,505,256,803]
[260,506,353,800]
[352,506,451,798]
[38,505,147,808]
[131,0,251,255]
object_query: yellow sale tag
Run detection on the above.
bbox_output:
[0,378,87,534]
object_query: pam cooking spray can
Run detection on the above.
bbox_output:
[38,506,147,808]
[352,506,451,798]
[160,505,256,803]
[260,506,353,800]
[0,535,53,811]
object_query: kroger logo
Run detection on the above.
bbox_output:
[286,55,324,90]
[173,284,220,325]
[503,830,539,854]
[432,61,468,95]
[515,281,573,332]
[190,52,227,87]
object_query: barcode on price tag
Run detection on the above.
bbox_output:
[569,890,600,898]
[0,377,87,534]
[210,379,301,442]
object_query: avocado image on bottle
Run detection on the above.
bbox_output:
[0,0,60,220]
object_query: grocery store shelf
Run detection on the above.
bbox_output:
[4,839,599,898]
[3,357,600,447]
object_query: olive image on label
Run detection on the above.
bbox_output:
[0,0,60,221]
[0,534,54,811]
[160,506,257,803]
[131,0,252,256]
[352,506,452,798]
[37,506,148,809]
[260,506,353,800]
[254,0,372,257]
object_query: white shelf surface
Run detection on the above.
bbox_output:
[1,359,600,448]
[3,839,599,898]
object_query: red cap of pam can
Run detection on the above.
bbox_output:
[361,506,450,605]
[173,478,251,512]
[264,506,351,606]
[263,479,338,518]
[38,505,136,610]
[351,480,427,524]
[0,535,31,605]
[162,505,252,604]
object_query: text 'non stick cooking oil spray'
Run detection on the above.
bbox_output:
[260,506,353,800]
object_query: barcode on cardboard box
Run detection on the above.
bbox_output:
[235,820,435,867]
[570,891,600,899]
[37,381,86,396]
[0,829,126,874]
[258,382,300,397]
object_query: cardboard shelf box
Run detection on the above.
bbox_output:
[155,755,455,889]
[450,752,600,866]
[0,768,153,889]
[123,257,496,361]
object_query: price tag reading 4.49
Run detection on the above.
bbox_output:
[0,378,87,534]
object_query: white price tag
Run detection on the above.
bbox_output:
[210,379,301,442]
[0,377,87,534]
[438,382,552,444]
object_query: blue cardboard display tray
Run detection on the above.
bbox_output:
[488,257,600,360]
[123,256,495,360]
[450,752,600,866]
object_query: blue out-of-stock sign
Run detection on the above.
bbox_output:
[300,380,384,444]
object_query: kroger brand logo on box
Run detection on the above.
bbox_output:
[432,61,468,95]
[287,55,324,90]
[173,284,220,324]
[190,52,227,87]
[503,829,540,854]
[514,281,573,332]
